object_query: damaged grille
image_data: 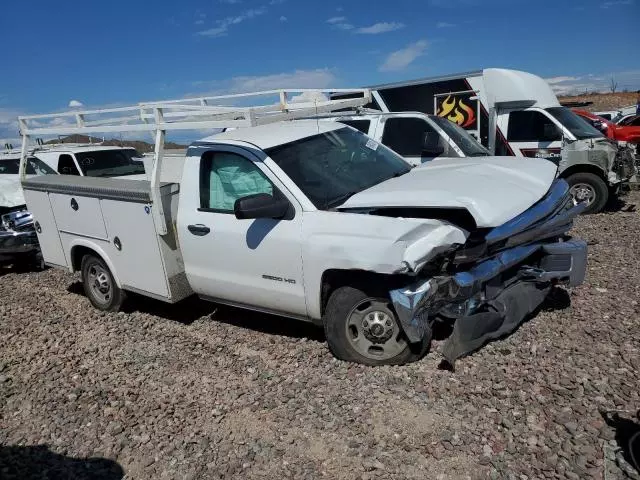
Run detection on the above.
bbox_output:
[453,180,582,265]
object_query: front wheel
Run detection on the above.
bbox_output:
[81,254,125,312]
[323,286,431,366]
[566,172,609,214]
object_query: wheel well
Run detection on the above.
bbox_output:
[559,163,607,182]
[320,269,410,318]
[70,245,100,272]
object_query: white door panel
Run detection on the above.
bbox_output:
[503,109,563,163]
[178,147,307,318]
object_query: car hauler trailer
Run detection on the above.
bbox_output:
[349,68,636,213]
[18,89,587,366]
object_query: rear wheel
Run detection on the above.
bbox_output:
[81,254,125,312]
[323,286,430,366]
[566,172,609,214]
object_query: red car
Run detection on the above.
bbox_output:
[573,109,640,145]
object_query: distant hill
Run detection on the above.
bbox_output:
[44,134,186,153]
[558,91,637,113]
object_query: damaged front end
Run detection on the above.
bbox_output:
[390,179,587,366]
[0,208,40,265]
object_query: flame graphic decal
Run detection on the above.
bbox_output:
[437,95,476,128]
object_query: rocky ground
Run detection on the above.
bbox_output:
[1,193,639,480]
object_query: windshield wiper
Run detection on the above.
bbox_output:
[324,191,358,209]
[468,152,490,157]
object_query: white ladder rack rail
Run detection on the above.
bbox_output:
[18,88,371,235]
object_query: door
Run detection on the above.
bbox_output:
[377,115,445,165]
[504,109,564,163]
[178,147,308,318]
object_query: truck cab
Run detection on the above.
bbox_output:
[33,145,146,178]
[319,111,490,166]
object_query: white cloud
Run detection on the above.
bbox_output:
[544,76,580,85]
[289,90,329,103]
[327,16,346,24]
[68,100,84,108]
[379,40,428,72]
[601,0,633,8]
[228,69,336,92]
[0,108,26,146]
[280,15,287,22]
[190,69,338,98]
[334,22,354,30]
[220,0,242,3]
[544,70,640,95]
[195,19,205,25]
[197,26,229,37]
[356,22,405,34]
[269,0,286,4]
[197,7,267,37]
[436,21,456,28]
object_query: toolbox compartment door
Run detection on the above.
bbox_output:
[22,189,67,267]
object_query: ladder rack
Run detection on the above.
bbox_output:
[18,88,371,235]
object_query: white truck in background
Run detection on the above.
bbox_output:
[315,110,492,165]
[32,144,146,178]
[0,150,58,266]
[19,90,587,366]
[339,68,637,213]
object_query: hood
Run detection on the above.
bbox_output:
[0,176,25,208]
[339,156,558,228]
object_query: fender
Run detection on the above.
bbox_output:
[68,238,122,288]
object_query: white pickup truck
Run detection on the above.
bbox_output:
[19,91,588,366]
[317,111,492,165]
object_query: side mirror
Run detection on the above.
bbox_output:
[422,132,445,157]
[234,193,289,220]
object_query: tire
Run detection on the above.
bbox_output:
[80,254,125,312]
[565,172,608,214]
[323,286,431,366]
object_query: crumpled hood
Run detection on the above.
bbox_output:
[0,177,26,207]
[339,156,558,227]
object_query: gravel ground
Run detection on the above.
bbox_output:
[1,192,639,480]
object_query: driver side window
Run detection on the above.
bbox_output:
[199,151,274,212]
[381,117,438,157]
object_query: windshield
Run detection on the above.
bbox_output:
[0,157,57,175]
[266,127,411,209]
[75,149,145,177]
[430,116,490,157]
[546,107,603,140]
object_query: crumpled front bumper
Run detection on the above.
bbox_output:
[389,179,588,365]
[0,209,39,260]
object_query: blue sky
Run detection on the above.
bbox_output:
[1,0,639,143]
